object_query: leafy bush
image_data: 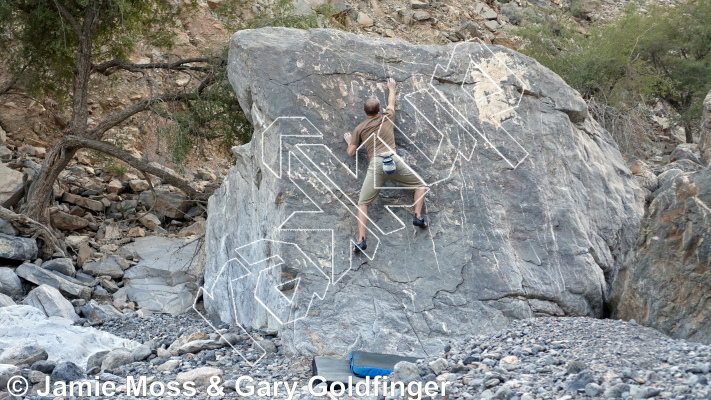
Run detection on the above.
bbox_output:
[515,0,711,147]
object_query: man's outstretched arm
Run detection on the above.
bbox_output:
[386,77,396,111]
[344,132,357,157]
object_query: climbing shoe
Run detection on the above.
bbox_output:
[353,237,367,253]
[413,215,428,228]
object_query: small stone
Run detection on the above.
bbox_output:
[604,383,630,398]
[0,364,20,387]
[501,355,518,364]
[129,179,150,192]
[568,371,593,392]
[61,192,104,212]
[107,179,124,194]
[177,367,223,387]
[476,3,498,19]
[188,332,209,342]
[391,361,420,384]
[484,378,500,388]
[566,359,587,374]
[132,344,152,361]
[413,10,431,20]
[0,267,24,296]
[51,211,89,231]
[28,369,46,384]
[585,383,602,397]
[357,12,374,27]
[41,258,76,277]
[50,362,84,382]
[86,351,109,375]
[83,255,126,278]
[128,226,145,237]
[254,340,278,353]
[410,0,428,8]
[139,213,161,230]
[429,358,448,375]
[636,387,661,399]
[31,360,56,374]
[158,359,180,371]
[484,20,499,31]
[101,348,134,371]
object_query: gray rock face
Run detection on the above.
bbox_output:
[610,165,711,343]
[23,284,79,322]
[206,28,644,357]
[0,267,23,297]
[0,233,37,261]
[41,258,76,277]
[122,236,205,315]
[698,90,711,165]
[16,262,91,300]
[0,305,138,367]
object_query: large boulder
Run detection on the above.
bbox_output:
[0,305,138,367]
[204,28,644,357]
[15,263,91,300]
[0,339,47,367]
[0,233,37,261]
[610,165,711,343]
[23,284,80,322]
[122,236,205,315]
[698,89,711,165]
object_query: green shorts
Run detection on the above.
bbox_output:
[358,154,426,206]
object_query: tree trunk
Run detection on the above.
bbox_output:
[21,1,101,222]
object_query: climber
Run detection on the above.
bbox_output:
[343,77,428,253]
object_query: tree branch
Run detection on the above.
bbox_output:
[0,206,67,258]
[93,57,217,76]
[57,136,210,201]
[86,91,199,140]
[52,0,81,37]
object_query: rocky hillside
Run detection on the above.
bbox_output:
[609,89,711,344]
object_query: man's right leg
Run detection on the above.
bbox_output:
[357,205,369,242]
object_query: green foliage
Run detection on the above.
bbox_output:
[0,0,186,100]
[514,0,711,139]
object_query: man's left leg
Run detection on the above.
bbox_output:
[391,156,428,228]
[413,187,426,219]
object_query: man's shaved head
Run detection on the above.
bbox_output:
[364,98,380,116]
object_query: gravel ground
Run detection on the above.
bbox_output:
[17,315,711,400]
[403,317,711,400]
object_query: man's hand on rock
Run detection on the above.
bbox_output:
[344,132,352,144]
[387,77,396,91]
